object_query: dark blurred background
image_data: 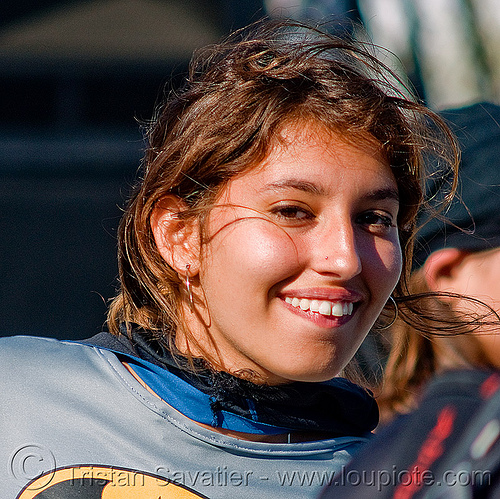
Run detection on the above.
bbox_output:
[0,0,265,339]
[1,0,498,340]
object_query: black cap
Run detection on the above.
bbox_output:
[413,102,500,268]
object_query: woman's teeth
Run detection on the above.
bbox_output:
[284,297,354,317]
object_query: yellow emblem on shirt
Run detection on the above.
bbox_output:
[17,465,207,498]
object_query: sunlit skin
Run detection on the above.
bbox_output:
[177,122,403,385]
[440,247,500,368]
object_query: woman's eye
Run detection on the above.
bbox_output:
[357,211,395,232]
[271,205,314,221]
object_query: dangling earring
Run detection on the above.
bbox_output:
[378,296,398,330]
[185,264,194,311]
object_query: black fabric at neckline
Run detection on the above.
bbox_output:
[82,330,379,437]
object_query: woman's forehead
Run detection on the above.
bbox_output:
[215,123,396,204]
[267,120,385,164]
[259,121,387,174]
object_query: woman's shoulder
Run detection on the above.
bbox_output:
[1,334,97,359]
[0,335,114,386]
[1,334,71,361]
[1,334,62,348]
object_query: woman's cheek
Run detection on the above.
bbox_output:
[235,222,302,277]
[380,238,403,289]
[206,218,302,284]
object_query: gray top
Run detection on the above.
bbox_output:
[1,335,369,498]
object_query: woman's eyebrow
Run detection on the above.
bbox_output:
[365,187,400,203]
[259,179,325,195]
[259,180,400,203]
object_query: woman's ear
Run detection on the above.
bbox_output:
[150,195,201,275]
[423,247,469,294]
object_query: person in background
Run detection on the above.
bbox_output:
[319,102,500,499]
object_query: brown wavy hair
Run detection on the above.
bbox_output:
[107,19,459,376]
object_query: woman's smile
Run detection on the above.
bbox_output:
[181,121,402,384]
[284,296,355,318]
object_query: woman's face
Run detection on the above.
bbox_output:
[185,123,402,384]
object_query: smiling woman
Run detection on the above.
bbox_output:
[155,125,403,385]
[0,19,458,499]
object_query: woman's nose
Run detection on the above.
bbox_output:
[310,222,362,280]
